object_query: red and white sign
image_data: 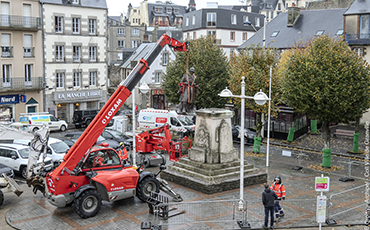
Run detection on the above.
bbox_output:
[156,117,167,123]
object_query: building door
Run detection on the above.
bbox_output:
[152,95,165,109]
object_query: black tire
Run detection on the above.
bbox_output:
[0,190,3,206]
[74,189,102,218]
[60,125,66,132]
[86,120,92,127]
[143,157,150,168]
[73,114,80,123]
[136,177,160,202]
[21,166,27,179]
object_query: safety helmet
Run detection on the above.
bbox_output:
[189,67,195,72]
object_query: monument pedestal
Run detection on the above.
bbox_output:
[161,108,267,194]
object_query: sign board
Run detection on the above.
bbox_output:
[315,177,330,192]
[20,95,26,103]
[316,195,327,223]
[0,95,19,104]
[282,150,292,157]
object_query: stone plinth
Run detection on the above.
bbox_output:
[161,108,267,194]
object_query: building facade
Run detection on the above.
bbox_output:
[0,0,44,122]
[41,0,108,124]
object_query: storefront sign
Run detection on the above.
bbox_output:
[152,89,164,95]
[54,90,102,102]
[0,95,19,104]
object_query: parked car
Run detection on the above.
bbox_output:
[232,125,256,144]
[19,112,68,132]
[72,109,99,128]
[0,163,14,179]
[101,129,133,150]
[64,131,121,149]
[0,143,53,178]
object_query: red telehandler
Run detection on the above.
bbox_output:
[26,34,188,218]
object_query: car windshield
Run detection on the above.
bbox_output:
[19,148,30,159]
[97,136,106,142]
[108,130,127,139]
[50,141,70,153]
[178,116,194,126]
[106,119,114,127]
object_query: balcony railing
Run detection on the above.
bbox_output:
[346,33,370,45]
[24,47,35,58]
[1,46,13,58]
[0,77,43,90]
[0,14,41,30]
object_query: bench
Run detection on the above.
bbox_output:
[332,129,355,138]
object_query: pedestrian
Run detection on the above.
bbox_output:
[262,183,277,228]
[270,175,286,221]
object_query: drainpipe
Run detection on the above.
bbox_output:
[41,1,46,112]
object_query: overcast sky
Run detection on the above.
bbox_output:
[106,0,247,16]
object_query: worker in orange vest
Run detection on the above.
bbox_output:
[270,175,286,221]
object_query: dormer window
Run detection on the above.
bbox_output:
[167,8,172,14]
[271,31,279,37]
[72,0,79,4]
[316,30,324,36]
[174,8,179,14]
[155,7,163,13]
[336,29,344,36]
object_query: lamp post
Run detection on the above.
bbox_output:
[244,17,272,168]
[132,82,150,166]
[219,76,268,207]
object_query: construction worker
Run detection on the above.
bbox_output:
[270,175,286,221]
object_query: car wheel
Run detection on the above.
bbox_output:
[21,166,27,179]
[136,177,160,202]
[0,190,3,206]
[86,120,92,127]
[60,125,66,132]
[74,189,102,218]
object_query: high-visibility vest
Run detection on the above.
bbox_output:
[270,182,286,198]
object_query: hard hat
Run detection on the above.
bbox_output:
[190,67,195,72]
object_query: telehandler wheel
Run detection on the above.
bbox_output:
[0,190,3,206]
[74,189,102,218]
[136,177,160,202]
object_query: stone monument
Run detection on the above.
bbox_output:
[161,108,267,194]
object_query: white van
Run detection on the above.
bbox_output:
[138,109,195,135]
[106,116,129,133]
[19,112,68,132]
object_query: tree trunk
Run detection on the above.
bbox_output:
[321,122,331,149]
[256,113,262,137]
[355,118,360,133]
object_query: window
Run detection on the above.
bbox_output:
[193,32,196,39]
[72,0,79,3]
[360,15,370,39]
[89,47,96,62]
[118,40,125,47]
[117,28,125,36]
[162,52,168,66]
[353,47,365,57]
[117,53,123,60]
[56,72,64,88]
[208,30,216,38]
[207,13,216,26]
[73,46,81,62]
[55,45,64,62]
[25,64,32,85]
[1,33,11,58]
[155,72,161,83]
[186,17,189,26]
[23,35,33,58]
[336,29,344,36]
[167,8,172,14]
[89,19,96,35]
[2,64,11,87]
[55,16,63,33]
[316,30,324,36]
[192,15,195,25]
[230,31,235,41]
[72,18,80,34]
[90,71,97,86]
[278,3,281,10]
[243,16,249,25]
[132,40,139,48]
[155,7,163,13]
[132,28,139,36]
[73,72,81,87]
[271,31,279,37]
[255,17,260,27]
[270,11,273,19]
[231,14,236,24]
[174,8,179,14]
[243,32,247,41]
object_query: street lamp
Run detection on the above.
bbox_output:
[132,82,150,166]
[219,76,268,206]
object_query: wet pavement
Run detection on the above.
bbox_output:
[0,125,368,229]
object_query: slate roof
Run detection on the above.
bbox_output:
[121,43,157,69]
[238,8,346,49]
[344,0,370,15]
[259,0,279,11]
[148,2,187,26]
[40,0,107,9]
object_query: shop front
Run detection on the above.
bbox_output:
[0,94,41,122]
[151,88,168,110]
[52,89,104,124]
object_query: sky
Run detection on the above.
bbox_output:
[106,0,246,16]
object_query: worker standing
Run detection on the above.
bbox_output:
[270,175,286,221]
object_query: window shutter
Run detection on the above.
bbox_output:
[24,35,32,47]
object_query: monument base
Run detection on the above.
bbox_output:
[161,158,267,194]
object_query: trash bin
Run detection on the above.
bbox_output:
[287,127,295,142]
[253,137,261,153]
[311,120,317,134]
[322,148,332,167]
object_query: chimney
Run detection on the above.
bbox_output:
[120,13,124,25]
[287,7,300,27]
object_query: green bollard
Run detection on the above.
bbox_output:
[311,120,317,134]
[287,127,295,142]
[253,137,261,153]
[322,148,332,167]
[353,133,359,153]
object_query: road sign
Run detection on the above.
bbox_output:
[316,195,327,223]
[315,177,330,192]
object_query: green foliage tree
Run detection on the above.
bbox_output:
[162,36,229,109]
[279,35,370,167]
[228,45,281,139]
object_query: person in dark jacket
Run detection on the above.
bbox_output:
[262,183,278,228]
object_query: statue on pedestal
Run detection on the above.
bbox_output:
[176,67,199,114]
